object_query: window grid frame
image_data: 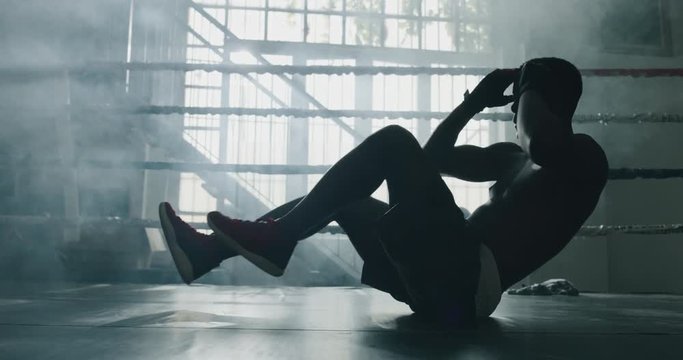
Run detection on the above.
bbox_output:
[197,0,491,52]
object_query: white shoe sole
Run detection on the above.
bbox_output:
[208,214,284,277]
[159,203,194,285]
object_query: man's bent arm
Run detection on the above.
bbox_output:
[438,143,522,182]
[425,68,515,164]
[423,101,481,163]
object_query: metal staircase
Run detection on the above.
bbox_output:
[162,1,364,282]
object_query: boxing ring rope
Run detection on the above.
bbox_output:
[111,106,683,124]
[3,159,683,180]
[2,161,682,235]
[5,105,683,124]
[2,63,683,78]
[0,215,682,238]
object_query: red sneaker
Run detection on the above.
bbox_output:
[207,211,295,277]
[158,202,235,284]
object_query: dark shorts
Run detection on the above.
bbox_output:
[360,199,481,322]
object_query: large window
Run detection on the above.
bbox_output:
[178,0,494,271]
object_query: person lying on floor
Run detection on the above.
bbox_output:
[159,57,608,327]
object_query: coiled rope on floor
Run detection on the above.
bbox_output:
[1,215,683,237]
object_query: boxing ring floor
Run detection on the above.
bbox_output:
[0,283,681,359]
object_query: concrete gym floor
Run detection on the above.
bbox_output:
[0,283,681,359]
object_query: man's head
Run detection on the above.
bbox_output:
[511,57,583,130]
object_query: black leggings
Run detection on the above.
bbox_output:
[261,125,479,320]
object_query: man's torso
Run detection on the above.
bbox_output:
[467,134,608,289]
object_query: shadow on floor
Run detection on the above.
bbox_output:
[359,315,507,358]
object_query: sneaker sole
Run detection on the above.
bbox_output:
[158,203,194,285]
[207,213,284,277]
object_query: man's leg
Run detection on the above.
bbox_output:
[334,198,415,303]
[258,194,411,301]
[256,196,329,240]
[210,125,438,244]
[260,196,389,258]
[272,125,428,239]
[363,128,478,324]
[208,125,437,275]
[159,196,392,285]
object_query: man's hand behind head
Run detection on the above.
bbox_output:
[465,68,518,111]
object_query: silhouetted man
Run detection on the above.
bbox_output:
[159,57,608,326]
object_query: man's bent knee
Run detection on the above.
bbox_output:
[371,125,421,154]
[375,125,416,142]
